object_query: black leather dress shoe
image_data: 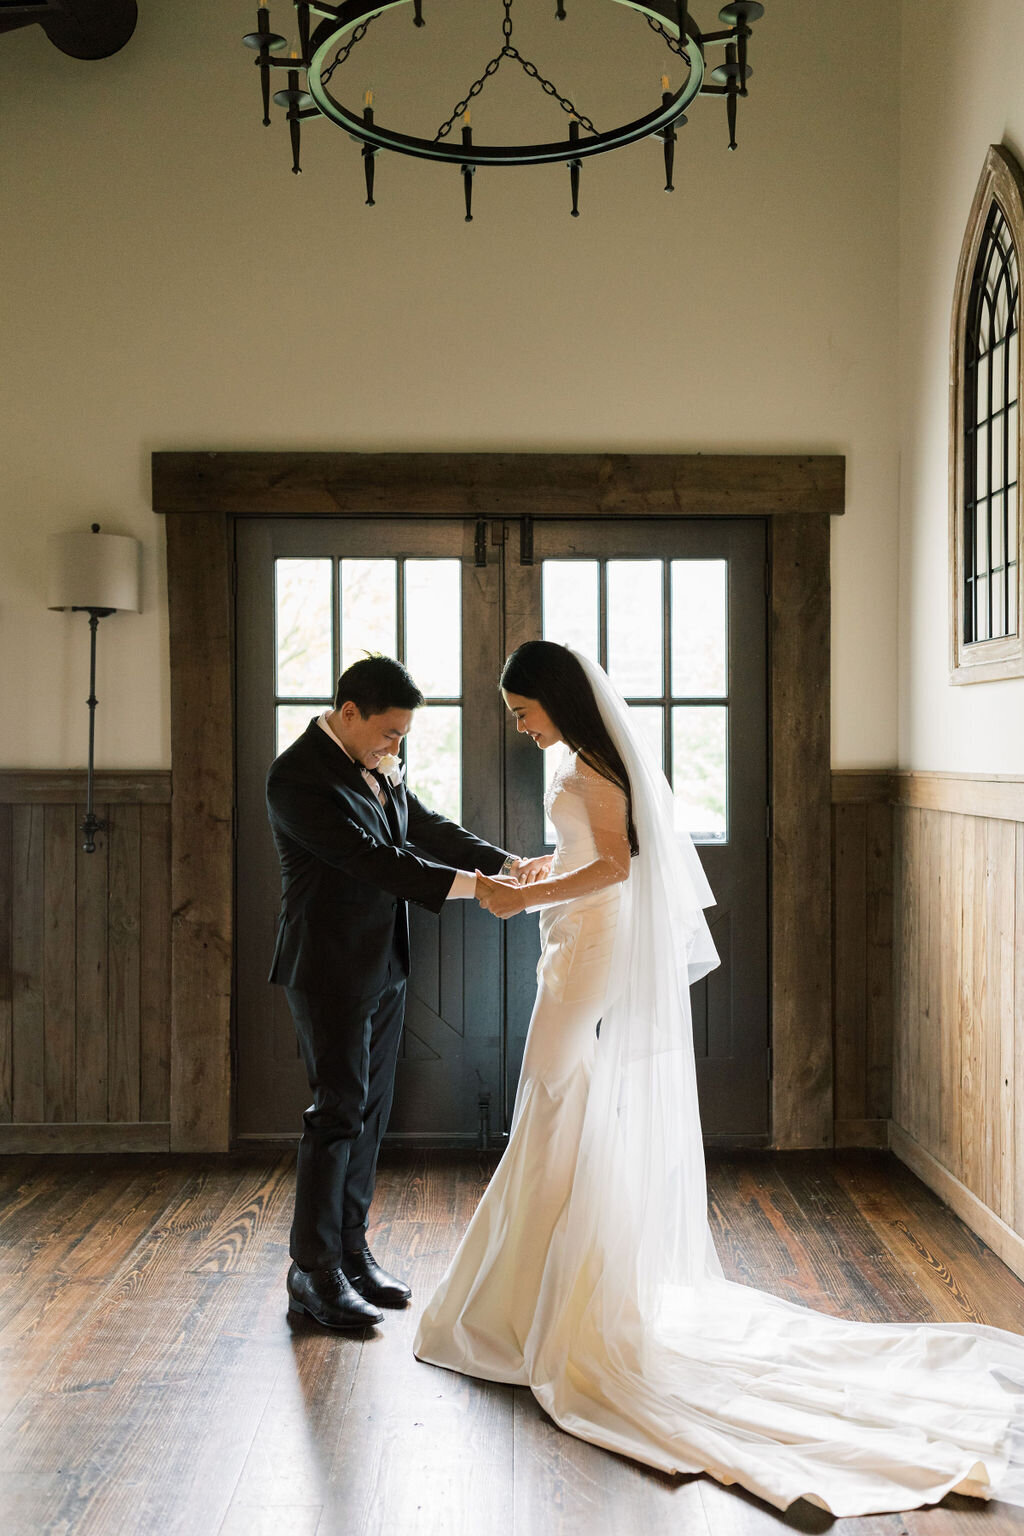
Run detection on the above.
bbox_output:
[287,1261,383,1328]
[340,1245,412,1307]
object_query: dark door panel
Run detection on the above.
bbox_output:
[235,518,504,1143]
[502,518,769,1139]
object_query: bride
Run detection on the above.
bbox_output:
[413,641,1024,1517]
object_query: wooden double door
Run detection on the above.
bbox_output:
[235,516,768,1145]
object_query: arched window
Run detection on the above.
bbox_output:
[950,146,1024,682]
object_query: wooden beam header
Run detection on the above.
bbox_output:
[152,451,845,520]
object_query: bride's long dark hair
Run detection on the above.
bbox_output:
[500,641,638,856]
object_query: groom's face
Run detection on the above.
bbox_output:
[336,701,413,769]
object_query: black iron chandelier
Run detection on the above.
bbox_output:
[243,0,764,218]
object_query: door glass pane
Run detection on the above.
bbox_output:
[275,559,333,698]
[672,706,728,841]
[629,704,664,770]
[277,704,320,754]
[407,705,461,822]
[671,560,727,697]
[542,560,599,661]
[340,559,396,672]
[607,560,663,696]
[406,560,461,697]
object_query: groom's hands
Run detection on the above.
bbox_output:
[475,871,526,919]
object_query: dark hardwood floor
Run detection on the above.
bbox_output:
[1,1148,1022,1536]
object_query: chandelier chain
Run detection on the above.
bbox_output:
[320,14,377,86]
[435,0,597,143]
[645,14,690,61]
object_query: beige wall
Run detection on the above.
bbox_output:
[0,0,899,770]
[898,0,1024,772]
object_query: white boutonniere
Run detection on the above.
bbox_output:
[377,753,405,787]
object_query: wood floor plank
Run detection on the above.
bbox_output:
[902,1494,1024,1536]
[858,1158,1024,1333]
[1,1151,1023,1536]
[222,1508,322,1536]
[0,1157,114,1262]
[322,1154,515,1536]
[513,1388,708,1536]
[186,1153,295,1275]
[708,1153,932,1322]
[224,1310,363,1518]
[319,1322,515,1536]
[697,1475,905,1536]
[67,1272,287,1536]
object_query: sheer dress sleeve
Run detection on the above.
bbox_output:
[521,756,631,909]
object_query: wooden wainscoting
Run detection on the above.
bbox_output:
[831,772,895,1150]
[0,771,171,1152]
[891,772,1024,1281]
[833,769,1024,1282]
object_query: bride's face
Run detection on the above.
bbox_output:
[502,690,563,749]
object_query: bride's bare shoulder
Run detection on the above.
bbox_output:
[563,754,626,798]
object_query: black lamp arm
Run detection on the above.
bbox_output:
[72,605,115,853]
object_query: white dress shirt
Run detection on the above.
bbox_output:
[317,713,476,899]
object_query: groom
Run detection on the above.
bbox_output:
[266,654,515,1329]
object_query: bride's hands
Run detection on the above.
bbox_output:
[515,854,553,886]
[475,872,526,919]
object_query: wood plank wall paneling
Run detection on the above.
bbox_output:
[0,774,171,1152]
[0,805,11,1120]
[834,769,1024,1269]
[891,805,1021,1229]
[831,776,894,1148]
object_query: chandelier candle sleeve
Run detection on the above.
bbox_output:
[660,77,676,191]
[462,120,475,221]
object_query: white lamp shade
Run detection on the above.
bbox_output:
[48,530,141,612]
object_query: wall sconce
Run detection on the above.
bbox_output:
[48,524,142,852]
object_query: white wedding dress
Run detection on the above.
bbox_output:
[414,657,1024,1517]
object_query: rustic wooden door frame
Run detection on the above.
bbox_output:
[152,451,844,1152]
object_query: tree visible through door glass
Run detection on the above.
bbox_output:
[607,561,663,696]
[275,559,333,698]
[671,560,727,697]
[672,707,727,840]
[404,560,462,821]
[340,559,397,670]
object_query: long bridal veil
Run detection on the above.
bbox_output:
[528,652,1024,1515]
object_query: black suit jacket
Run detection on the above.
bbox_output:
[265,719,510,999]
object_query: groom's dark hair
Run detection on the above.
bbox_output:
[335,655,424,716]
[501,641,638,856]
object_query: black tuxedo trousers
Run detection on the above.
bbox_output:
[287,966,407,1269]
[266,719,509,1271]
